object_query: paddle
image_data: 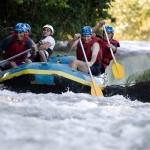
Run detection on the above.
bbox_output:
[79,38,103,97]
[0,48,32,65]
[103,24,125,79]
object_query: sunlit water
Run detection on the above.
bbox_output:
[1,41,150,150]
[107,41,150,85]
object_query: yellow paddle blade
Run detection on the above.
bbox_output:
[112,60,125,79]
[91,77,103,97]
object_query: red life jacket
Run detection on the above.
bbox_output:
[100,38,120,69]
[4,34,29,63]
[76,36,102,63]
[9,31,15,35]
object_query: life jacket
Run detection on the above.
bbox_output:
[4,34,29,63]
[9,31,15,35]
[100,38,120,69]
[76,36,102,63]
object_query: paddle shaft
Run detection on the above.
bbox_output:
[79,38,103,96]
[79,38,93,77]
[103,24,116,61]
[0,48,32,65]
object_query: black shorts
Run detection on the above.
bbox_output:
[90,63,105,76]
[28,48,53,62]
[28,52,41,62]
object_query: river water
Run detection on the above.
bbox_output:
[0,41,150,150]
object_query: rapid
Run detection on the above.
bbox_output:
[0,41,150,150]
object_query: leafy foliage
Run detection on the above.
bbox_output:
[0,0,114,41]
[107,0,150,41]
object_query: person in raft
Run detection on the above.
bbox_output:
[92,20,120,70]
[67,26,104,76]
[24,23,31,35]
[9,23,31,35]
[0,23,37,70]
[26,24,55,63]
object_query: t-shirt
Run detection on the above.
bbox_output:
[0,35,33,52]
[38,36,55,50]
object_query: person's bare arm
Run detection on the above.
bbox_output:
[107,44,116,52]
[38,42,51,50]
[31,43,38,56]
[92,20,105,34]
[92,25,101,34]
[67,33,81,48]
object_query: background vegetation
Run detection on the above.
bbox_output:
[0,0,115,42]
[0,0,150,42]
[125,68,150,87]
[107,0,150,41]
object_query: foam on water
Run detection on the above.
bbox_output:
[0,88,150,150]
[105,41,150,85]
[1,41,150,150]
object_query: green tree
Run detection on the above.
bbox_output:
[0,0,114,41]
[107,0,150,41]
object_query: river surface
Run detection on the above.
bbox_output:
[0,41,150,150]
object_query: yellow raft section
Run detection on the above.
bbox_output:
[0,69,105,90]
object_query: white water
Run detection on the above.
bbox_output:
[107,41,150,85]
[1,41,150,150]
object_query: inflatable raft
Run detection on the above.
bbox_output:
[0,56,108,94]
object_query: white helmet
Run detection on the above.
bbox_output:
[43,24,54,35]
